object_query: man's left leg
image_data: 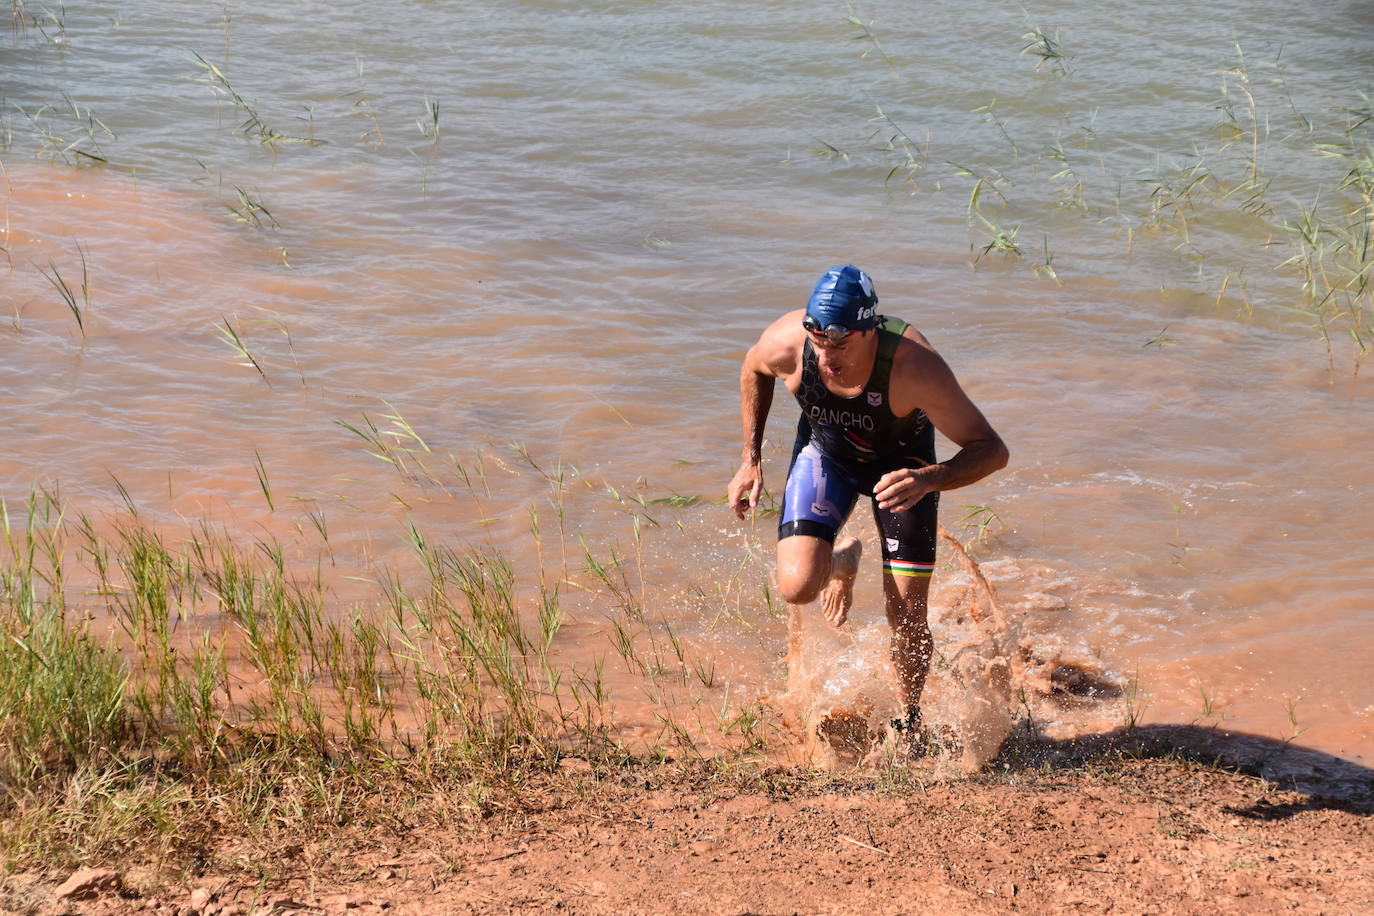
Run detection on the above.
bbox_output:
[873,484,939,732]
[882,571,933,728]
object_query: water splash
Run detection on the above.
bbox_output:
[775,527,1122,773]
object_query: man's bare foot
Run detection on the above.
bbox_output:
[819,536,862,627]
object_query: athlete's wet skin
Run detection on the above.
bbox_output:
[727,265,1009,747]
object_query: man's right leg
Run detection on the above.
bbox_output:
[777,442,860,613]
[776,533,838,605]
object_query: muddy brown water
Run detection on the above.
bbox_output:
[2,1,1371,767]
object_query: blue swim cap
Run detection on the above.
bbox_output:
[805,265,879,331]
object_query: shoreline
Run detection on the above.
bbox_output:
[5,731,1371,915]
[5,736,1368,916]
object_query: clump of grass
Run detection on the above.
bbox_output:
[0,436,796,869]
[959,504,1003,544]
[845,4,900,77]
[973,216,1023,263]
[0,463,773,871]
[335,403,444,487]
[868,105,929,189]
[804,136,851,163]
[225,185,279,228]
[36,240,90,339]
[1143,326,1180,349]
[416,95,440,143]
[191,51,323,150]
[215,314,271,386]
[0,491,130,783]
[1020,22,1073,75]
[253,307,306,385]
[15,93,114,165]
[32,3,65,46]
[1121,671,1149,731]
[342,58,386,146]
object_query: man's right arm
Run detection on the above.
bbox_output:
[728,351,775,518]
[727,313,800,520]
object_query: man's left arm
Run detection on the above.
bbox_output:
[873,346,1009,513]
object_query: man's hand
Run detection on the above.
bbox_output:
[727,461,764,520]
[873,467,936,513]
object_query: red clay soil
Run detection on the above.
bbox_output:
[5,755,1372,916]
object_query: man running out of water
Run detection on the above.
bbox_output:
[726,265,1009,742]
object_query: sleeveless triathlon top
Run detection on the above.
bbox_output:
[793,316,930,467]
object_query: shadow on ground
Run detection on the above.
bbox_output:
[996,723,1374,813]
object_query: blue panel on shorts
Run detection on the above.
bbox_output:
[779,442,860,539]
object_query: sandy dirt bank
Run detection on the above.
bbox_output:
[5,747,1371,916]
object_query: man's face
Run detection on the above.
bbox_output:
[809,328,873,378]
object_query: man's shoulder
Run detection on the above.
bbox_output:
[889,329,952,388]
[750,310,806,375]
[760,310,807,347]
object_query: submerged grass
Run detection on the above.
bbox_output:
[191,52,322,151]
[13,93,114,166]
[836,18,1374,373]
[35,240,90,339]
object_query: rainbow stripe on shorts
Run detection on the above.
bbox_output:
[883,558,934,578]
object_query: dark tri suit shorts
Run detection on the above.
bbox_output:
[778,416,938,580]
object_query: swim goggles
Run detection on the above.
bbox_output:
[802,313,861,340]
